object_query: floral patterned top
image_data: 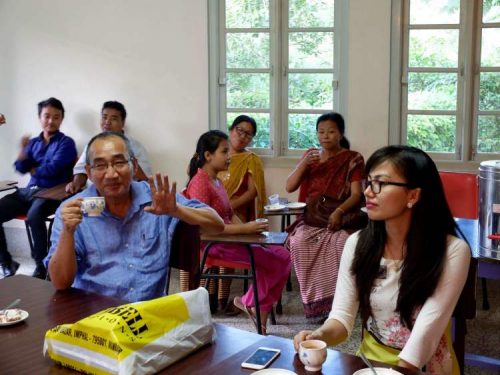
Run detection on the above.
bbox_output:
[328,231,470,374]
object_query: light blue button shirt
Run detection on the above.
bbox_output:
[45,181,205,302]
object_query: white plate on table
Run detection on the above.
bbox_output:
[252,369,297,375]
[0,309,29,326]
[353,368,403,375]
[264,204,286,211]
[286,202,306,209]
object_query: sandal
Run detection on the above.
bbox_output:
[233,297,267,335]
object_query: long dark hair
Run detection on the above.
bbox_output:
[316,112,350,149]
[187,130,228,183]
[351,145,457,329]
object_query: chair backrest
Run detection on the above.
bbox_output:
[166,221,200,294]
[439,171,479,219]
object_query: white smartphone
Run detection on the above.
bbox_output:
[241,347,281,370]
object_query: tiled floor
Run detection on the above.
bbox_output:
[0,256,36,279]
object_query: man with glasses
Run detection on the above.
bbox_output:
[45,132,224,301]
[65,101,152,194]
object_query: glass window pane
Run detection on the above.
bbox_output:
[227,33,269,68]
[289,73,333,109]
[289,0,334,28]
[288,114,319,150]
[226,73,270,109]
[226,112,270,149]
[481,28,500,67]
[226,0,269,28]
[479,72,500,111]
[407,114,456,152]
[289,32,333,69]
[408,73,457,110]
[410,0,460,24]
[409,30,458,68]
[483,1,500,23]
[477,115,500,153]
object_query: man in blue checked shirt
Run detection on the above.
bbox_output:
[45,131,224,302]
[0,97,77,279]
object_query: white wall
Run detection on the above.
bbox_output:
[0,0,393,228]
[0,0,208,187]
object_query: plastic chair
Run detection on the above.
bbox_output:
[439,171,478,219]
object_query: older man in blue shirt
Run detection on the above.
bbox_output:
[45,131,224,301]
[0,97,77,279]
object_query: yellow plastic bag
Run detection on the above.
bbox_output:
[43,287,214,375]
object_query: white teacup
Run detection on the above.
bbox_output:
[255,218,269,224]
[81,197,105,217]
[299,339,327,372]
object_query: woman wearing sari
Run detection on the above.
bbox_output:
[219,115,266,221]
[216,115,266,312]
[286,112,365,320]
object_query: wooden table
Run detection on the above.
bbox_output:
[0,275,421,374]
[201,231,288,333]
[0,180,18,192]
[33,183,72,201]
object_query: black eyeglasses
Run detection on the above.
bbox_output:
[234,126,254,140]
[362,179,411,194]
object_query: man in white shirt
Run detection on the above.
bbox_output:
[66,101,152,193]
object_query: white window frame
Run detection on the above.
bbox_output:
[208,0,347,162]
[389,0,499,168]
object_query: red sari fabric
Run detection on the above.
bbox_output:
[298,148,364,202]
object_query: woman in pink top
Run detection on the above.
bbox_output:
[185,130,290,335]
[294,146,471,374]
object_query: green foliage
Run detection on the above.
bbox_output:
[289,0,334,28]
[289,73,333,109]
[289,114,318,149]
[478,116,500,153]
[407,115,455,152]
[479,73,500,111]
[225,0,269,28]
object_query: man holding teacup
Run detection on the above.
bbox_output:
[45,131,224,302]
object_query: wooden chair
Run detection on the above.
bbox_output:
[165,221,200,294]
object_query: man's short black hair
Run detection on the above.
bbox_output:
[38,97,65,118]
[102,101,127,121]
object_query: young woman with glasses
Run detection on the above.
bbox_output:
[216,115,266,313]
[294,145,471,374]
